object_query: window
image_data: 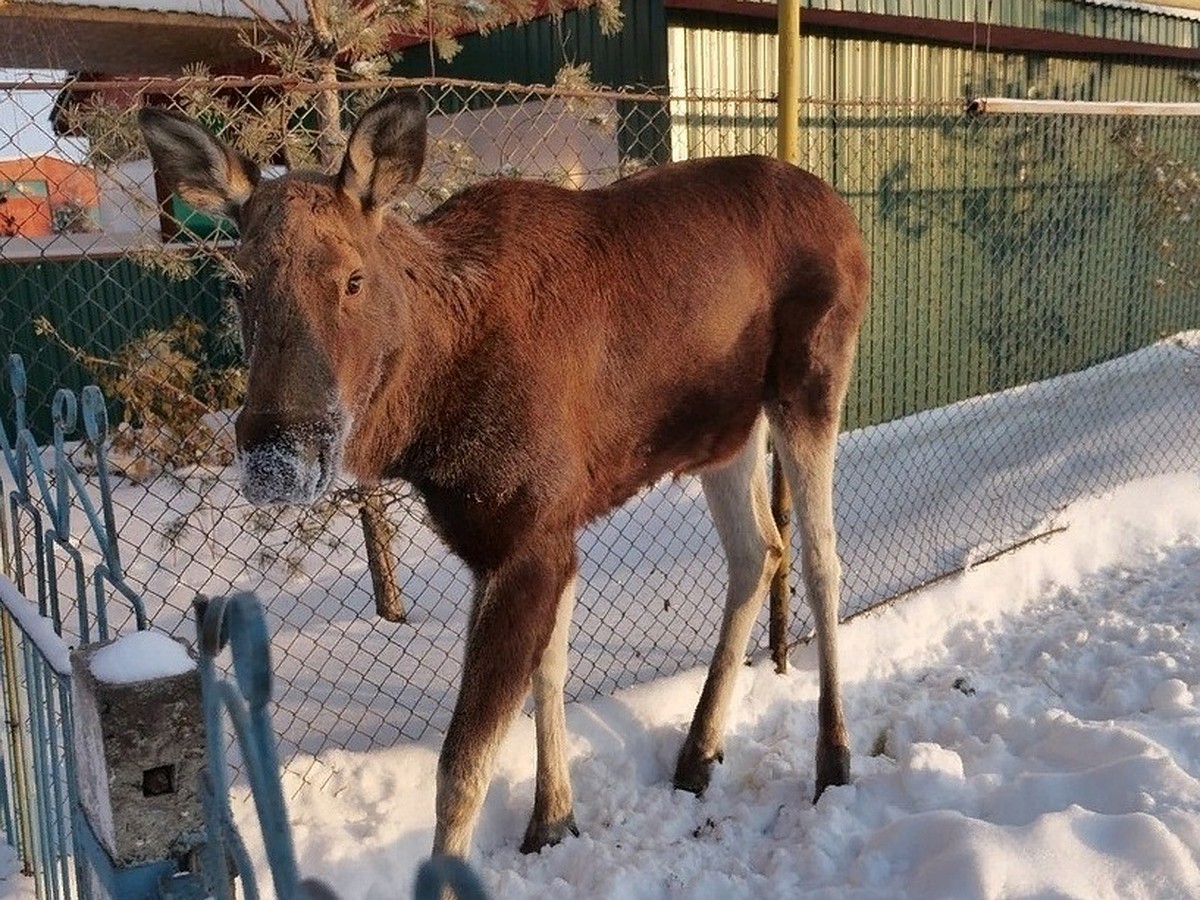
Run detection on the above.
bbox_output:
[0,179,50,200]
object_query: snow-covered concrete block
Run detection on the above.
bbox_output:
[70,630,204,868]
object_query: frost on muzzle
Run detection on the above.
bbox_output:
[235,415,343,507]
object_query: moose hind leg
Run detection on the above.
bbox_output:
[675,416,783,795]
[521,574,580,853]
[433,539,575,858]
[769,413,851,800]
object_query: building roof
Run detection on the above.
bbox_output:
[0,0,570,73]
[0,151,81,164]
[1074,0,1200,22]
[0,1,264,73]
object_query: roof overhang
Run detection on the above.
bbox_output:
[665,0,1200,61]
[0,2,269,74]
[0,0,592,75]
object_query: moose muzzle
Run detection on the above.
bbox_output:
[235,414,341,507]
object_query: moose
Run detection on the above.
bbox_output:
[139,92,869,858]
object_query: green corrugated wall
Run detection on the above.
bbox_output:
[668,19,1200,104]
[667,21,1200,428]
[0,256,228,441]
[391,0,669,89]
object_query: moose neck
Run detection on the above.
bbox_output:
[340,215,488,486]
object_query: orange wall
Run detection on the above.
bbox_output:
[0,156,100,237]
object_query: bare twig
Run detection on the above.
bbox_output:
[237,0,295,40]
[271,0,302,28]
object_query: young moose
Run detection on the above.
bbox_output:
[139,93,869,858]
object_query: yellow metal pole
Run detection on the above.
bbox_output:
[777,0,801,165]
[2,616,34,876]
[770,0,801,676]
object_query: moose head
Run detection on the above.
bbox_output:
[139,94,428,506]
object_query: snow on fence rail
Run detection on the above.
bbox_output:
[1,77,1199,800]
[0,352,132,899]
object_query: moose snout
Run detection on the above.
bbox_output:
[235,411,340,506]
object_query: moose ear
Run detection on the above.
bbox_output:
[137,106,260,219]
[338,91,427,213]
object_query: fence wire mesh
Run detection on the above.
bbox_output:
[2,76,1199,791]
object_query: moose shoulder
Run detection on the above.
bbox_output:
[139,92,869,859]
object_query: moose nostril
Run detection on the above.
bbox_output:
[240,446,301,506]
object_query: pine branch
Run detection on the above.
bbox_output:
[33,317,117,374]
[34,318,219,419]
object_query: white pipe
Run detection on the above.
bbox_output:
[968,97,1200,116]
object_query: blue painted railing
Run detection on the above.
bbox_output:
[194,592,303,900]
[0,354,146,643]
[0,352,489,899]
[0,352,178,899]
[193,591,491,900]
[0,352,154,900]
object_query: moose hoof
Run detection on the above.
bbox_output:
[673,742,724,796]
[520,812,580,854]
[813,744,851,802]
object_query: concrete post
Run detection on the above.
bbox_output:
[70,631,207,899]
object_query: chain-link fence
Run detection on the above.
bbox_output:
[2,75,1199,790]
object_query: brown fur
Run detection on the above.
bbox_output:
[325,162,866,562]
[139,95,869,859]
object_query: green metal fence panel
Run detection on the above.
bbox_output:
[842,108,1200,427]
[390,0,668,91]
[0,256,228,442]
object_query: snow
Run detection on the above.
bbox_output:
[0,573,72,677]
[87,628,195,684]
[201,473,1200,900]
[1,334,1199,898]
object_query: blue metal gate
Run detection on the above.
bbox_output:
[0,353,487,899]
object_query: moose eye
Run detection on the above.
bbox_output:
[346,273,364,296]
[227,278,247,304]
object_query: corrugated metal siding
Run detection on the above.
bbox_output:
[0,257,228,441]
[785,0,1200,47]
[667,24,1200,173]
[668,24,1200,103]
[391,0,668,89]
[668,24,1200,428]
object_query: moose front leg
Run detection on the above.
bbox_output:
[432,539,576,858]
